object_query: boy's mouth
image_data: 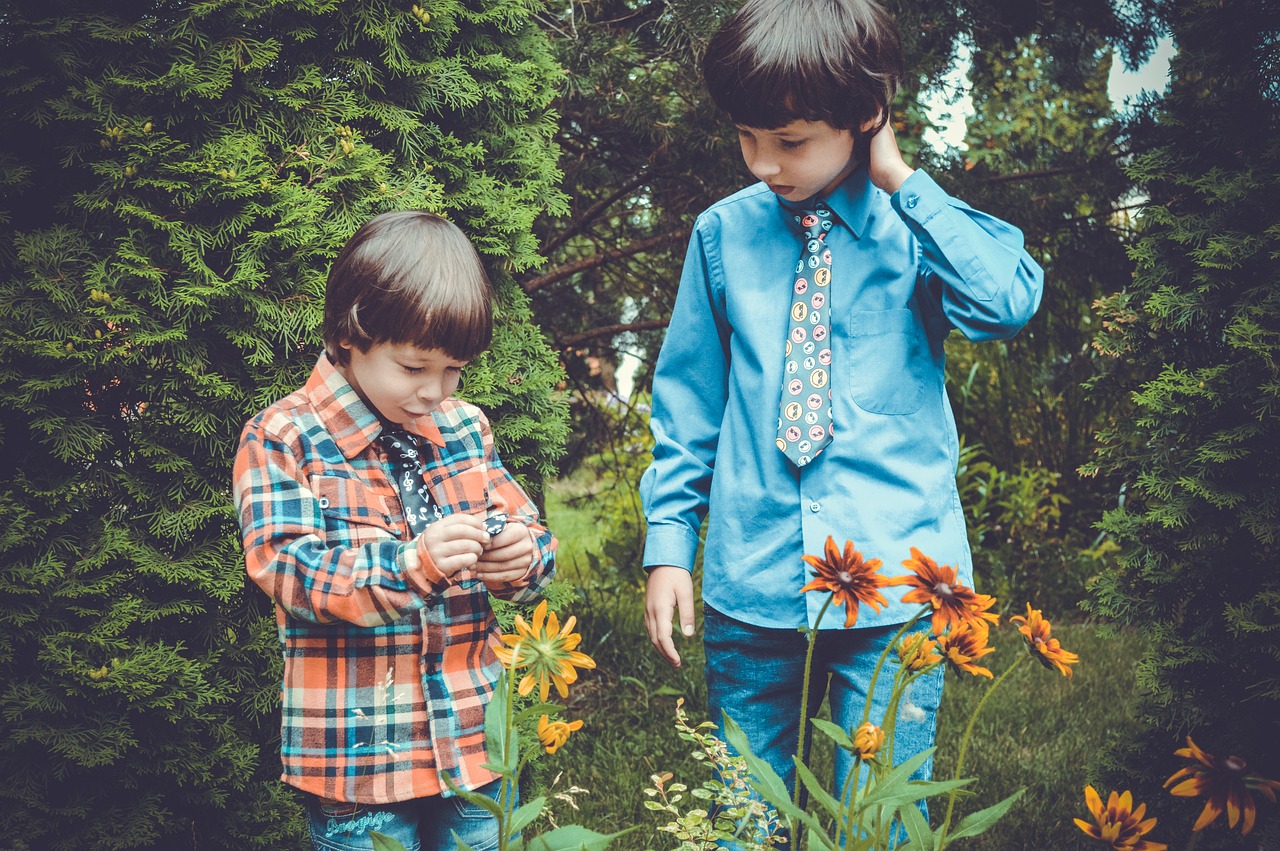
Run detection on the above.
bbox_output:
[769,184,795,196]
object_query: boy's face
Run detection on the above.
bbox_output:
[336,341,467,425]
[735,118,868,203]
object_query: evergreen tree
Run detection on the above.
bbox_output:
[1084,0,1280,846]
[0,1,567,847]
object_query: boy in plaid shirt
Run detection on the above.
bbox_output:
[233,211,556,851]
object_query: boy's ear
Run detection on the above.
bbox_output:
[860,111,884,134]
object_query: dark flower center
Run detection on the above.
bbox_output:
[838,571,853,585]
[1223,755,1248,776]
[934,582,953,598]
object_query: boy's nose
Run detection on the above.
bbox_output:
[750,154,780,178]
[418,379,444,404]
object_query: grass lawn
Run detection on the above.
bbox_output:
[536,485,1147,849]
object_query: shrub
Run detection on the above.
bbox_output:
[0,2,567,847]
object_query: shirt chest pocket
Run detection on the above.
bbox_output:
[313,475,400,545]
[838,308,930,416]
[429,464,493,515]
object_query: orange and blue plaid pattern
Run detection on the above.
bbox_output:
[232,354,555,804]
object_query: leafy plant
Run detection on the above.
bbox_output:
[648,537,1081,850]
[372,600,631,851]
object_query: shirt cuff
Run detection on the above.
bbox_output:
[398,539,453,597]
[891,169,948,225]
[642,524,701,573]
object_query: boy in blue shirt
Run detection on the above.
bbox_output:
[641,0,1044,808]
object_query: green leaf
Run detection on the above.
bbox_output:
[456,787,507,822]
[944,788,1025,842]
[810,717,855,750]
[722,712,829,839]
[369,831,412,851]
[863,777,972,809]
[484,674,513,772]
[507,797,547,836]
[854,748,940,808]
[523,824,634,851]
[793,757,845,821]
[721,712,792,811]
[895,799,935,851]
[514,701,563,726]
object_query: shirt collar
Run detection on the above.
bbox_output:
[304,352,446,459]
[777,165,875,239]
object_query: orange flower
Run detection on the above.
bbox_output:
[1164,736,1280,835]
[1009,603,1079,678]
[799,536,891,629]
[1073,785,1166,850]
[494,600,596,701]
[853,723,885,761]
[935,621,995,678]
[536,714,583,755]
[896,632,942,673]
[886,547,992,635]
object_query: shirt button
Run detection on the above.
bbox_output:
[317,497,330,509]
[905,194,919,209]
[809,501,821,513]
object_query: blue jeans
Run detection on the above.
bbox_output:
[305,779,511,851]
[703,605,944,812]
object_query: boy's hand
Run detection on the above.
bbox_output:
[867,115,915,196]
[473,521,536,588]
[645,566,695,668]
[418,513,488,577]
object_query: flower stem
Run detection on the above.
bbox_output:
[498,641,522,851]
[857,607,929,732]
[795,594,834,809]
[936,654,1027,848]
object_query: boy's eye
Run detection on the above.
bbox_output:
[780,138,806,150]
[403,366,424,374]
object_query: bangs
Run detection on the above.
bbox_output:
[325,211,494,364]
[703,0,902,132]
[364,260,493,361]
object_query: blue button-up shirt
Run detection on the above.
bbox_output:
[640,167,1044,630]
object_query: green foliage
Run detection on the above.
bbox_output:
[1082,0,1280,846]
[0,1,568,847]
[944,34,1140,535]
[955,439,1112,614]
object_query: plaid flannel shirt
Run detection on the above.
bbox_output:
[232,353,555,804]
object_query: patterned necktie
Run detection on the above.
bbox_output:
[378,429,442,535]
[776,203,835,467]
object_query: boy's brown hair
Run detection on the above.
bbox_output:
[323,211,493,365]
[702,0,903,137]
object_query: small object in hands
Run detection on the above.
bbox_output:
[483,513,508,538]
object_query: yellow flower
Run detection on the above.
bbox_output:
[799,536,891,628]
[494,600,596,701]
[886,547,995,635]
[536,714,583,755]
[853,722,884,761]
[1164,736,1280,835]
[1073,785,1166,850]
[935,621,995,678]
[1009,603,1079,678]
[896,632,942,672]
